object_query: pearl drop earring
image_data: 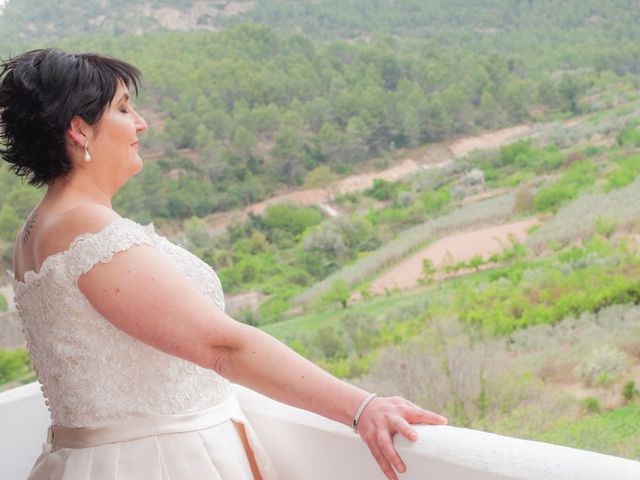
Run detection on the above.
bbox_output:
[83,141,92,162]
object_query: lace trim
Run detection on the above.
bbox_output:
[65,221,156,284]
[9,218,155,293]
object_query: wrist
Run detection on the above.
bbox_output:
[352,392,378,433]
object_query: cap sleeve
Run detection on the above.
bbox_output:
[64,218,156,283]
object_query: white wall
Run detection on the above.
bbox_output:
[2,382,640,480]
[0,383,51,480]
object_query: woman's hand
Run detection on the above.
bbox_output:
[355,396,447,480]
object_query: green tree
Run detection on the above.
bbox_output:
[0,204,21,242]
[271,125,307,185]
[420,258,437,284]
[263,203,323,238]
[184,216,210,249]
[321,279,350,309]
[317,122,344,165]
[305,165,338,190]
[6,184,42,218]
[343,116,370,163]
[467,255,485,272]
[559,74,582,114]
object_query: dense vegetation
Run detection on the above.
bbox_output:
[245,0,640,48]
[1,0,640,460]
[0,0,638,226]
[96,24,591,217]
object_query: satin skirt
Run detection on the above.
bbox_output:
[26,395,278,480]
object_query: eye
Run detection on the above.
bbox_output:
[120,107,130,114]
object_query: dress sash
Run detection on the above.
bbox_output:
[49,395,242,449]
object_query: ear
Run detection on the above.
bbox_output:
[67,116,93,147]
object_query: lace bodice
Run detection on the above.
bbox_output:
[9,217,232,428]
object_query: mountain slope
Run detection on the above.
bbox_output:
[0,0,253,47]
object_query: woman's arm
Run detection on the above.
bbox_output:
[78,234,446,480]
[213,323,447,479]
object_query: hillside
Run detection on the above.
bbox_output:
[0,1,254,45]
[3,0,640,47]
[1,1,640,458]
[0,1,638,227]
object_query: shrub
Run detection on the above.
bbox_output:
[420,258,436,284]
[584,146,599,157]
[622,381,639,402]
[320,280,351,309]
[0,348,31,384]
[0,293,7,313]
[617,126,640,147]
[257,296,291,324]
[183,216,210,249]
[534,161,596,213]
[514,185,535,214]
[419,188,452,215]
[234,308,259,326]
[263,203,323,238]
[564,151,586,166]
[593,217,618,238]
[311,326,346,360]
[397,191,414,207]
[582,396,601,414]
[576,346,629,388]
[365,178,399,201]
[603,154,640,192]
[467,255,485,271]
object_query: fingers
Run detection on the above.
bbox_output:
[379,429,407,474]
[367,437,399,480]
[389,396,448,426]
[396,417,419,442]
[366,417,415,479]
[406,405,448,425]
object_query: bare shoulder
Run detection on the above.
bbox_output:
[36,204,122,261]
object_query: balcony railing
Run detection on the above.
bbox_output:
[1,382,639,479]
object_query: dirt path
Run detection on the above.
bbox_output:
[370,218,540,294]
[206,123,543,233]
[334,158,422,194]
[448,125,533,157]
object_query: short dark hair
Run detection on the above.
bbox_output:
[0,48,142,187]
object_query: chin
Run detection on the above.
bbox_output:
[130,156,144,176]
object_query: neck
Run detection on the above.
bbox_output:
[45,171,114,209]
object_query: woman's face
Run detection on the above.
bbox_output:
[89,81,148,189]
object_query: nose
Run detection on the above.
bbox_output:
[134,109,148,133]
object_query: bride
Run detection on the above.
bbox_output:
[1,48,446,480]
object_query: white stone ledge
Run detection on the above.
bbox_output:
[2,382,639,480]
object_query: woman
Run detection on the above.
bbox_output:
[1,48,447,480]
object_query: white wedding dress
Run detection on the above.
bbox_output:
[10,217,277,479]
